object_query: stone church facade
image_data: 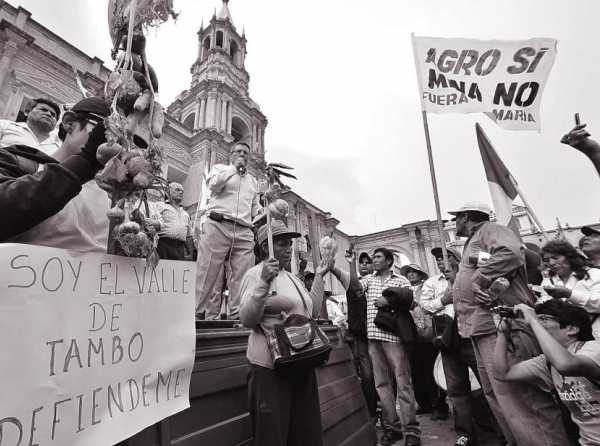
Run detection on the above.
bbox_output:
[1,1,581,293]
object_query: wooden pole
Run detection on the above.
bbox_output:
[421,110,449,270]
[509,174,550,242]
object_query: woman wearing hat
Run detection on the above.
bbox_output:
[401,264,448,419]
[239,220,332,446]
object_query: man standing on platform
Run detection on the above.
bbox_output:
[153,182,194,260]
[195,142,260,319]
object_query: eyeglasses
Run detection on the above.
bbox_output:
[537,314,559,324]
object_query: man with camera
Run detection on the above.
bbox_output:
[449,201,568,446]
[494,300,600,446]
[195,142,260,319]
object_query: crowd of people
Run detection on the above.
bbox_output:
[1,95,600,446]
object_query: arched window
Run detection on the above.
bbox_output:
[230,40,240,66]
[216,31,224,48]
[202,37,211,61]
[182,113,195,129]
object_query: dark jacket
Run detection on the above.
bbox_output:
[346,274,368,338]
[381,286,418,349]
[0,144,98,242]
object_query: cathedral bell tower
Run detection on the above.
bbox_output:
[164,0,268,212]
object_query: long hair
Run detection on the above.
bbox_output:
[541,240,588,281]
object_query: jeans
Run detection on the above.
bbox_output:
[195,219,255,318]
[441,337,504,445]
[349,336,378,418]
[368,339,420,437]
[248,364,323,446]
[471,330,568,446]
[411,341,447,411]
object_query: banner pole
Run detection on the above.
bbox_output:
[508,175,550,242]
[421,110,449,270]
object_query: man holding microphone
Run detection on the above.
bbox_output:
[195,142,261,320]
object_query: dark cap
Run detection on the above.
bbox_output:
[431,246,462,261]
[66,96,110,122]
[257,220,300,246]
[358,252,372,263]
[582,226,600,237]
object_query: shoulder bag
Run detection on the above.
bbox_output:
[261,274,332,370]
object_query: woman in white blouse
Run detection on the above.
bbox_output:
[541,240,600,338]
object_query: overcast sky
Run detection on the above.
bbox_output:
[15,0,600,235]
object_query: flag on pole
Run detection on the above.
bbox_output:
[475,123,519,229]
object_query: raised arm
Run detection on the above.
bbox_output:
[207,164,238,194]
[561,123,600,178]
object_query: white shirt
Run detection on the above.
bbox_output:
[541,268,600,339]
[0,120,60,154]
[10,181,110,253]
[206,164,260,226]
[420,273,455,318]
[154,202,192,242]
[326,295,348,328]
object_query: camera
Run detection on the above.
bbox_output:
[490,305,522,319]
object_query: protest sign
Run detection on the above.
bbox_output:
[0,244,196,446]
[412,35,557,130]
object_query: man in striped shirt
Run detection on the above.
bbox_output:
[333,247,421,446]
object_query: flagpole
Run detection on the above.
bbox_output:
[508,174,550,242]
[421,110,449,269]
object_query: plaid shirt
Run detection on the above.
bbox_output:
[361,271,411,342]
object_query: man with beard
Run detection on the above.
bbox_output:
[195,142,260,319]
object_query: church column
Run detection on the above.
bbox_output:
[3,79,23,120]
[251,121,256,150]
[215,94,223,130]
[220,98,228,133]
[206,91,217,128]
[195,95,206,129]
[0,41,18,93]
[260,125,265,153]
[226,103,233,135]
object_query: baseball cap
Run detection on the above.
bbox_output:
[431,246,462,261]
[448,201,492,221]
[582,226,600,237]
[358,252,372,263]
[65,96,110,122]
[257,220,300,246]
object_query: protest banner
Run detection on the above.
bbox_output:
[0,244,196,446]
[412,35,557,131]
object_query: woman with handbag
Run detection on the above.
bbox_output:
[239,220,332,446]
